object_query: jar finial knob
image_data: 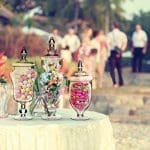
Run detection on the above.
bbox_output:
[78,60,83,72]
[47,37,56,56]
[20,46,28,62]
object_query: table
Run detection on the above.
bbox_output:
[0,109,115,150]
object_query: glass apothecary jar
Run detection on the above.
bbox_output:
[11,63,37,120]
[39,37,63,120]
[69,60,93,120]
[11,47,37,120]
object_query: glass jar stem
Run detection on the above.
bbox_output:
[19,103,27,117]
[77,111,84,118]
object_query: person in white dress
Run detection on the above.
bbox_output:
[87,31,100,89]
[62,28,81,62]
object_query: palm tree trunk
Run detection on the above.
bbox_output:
[104,0,111,33]
[74,1,80,32]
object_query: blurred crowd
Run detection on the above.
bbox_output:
[0,22,148,89]
[50,26,108,89]
[50,22,148,89]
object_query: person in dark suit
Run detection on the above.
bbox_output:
[131,24,148,73]
[107,22,127,87]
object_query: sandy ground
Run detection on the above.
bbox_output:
[112,123,150,150]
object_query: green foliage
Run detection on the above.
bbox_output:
[1,0,131,32]
[25,18,33,28]
[33,57,44,92]
[83,0,105,28]
[10,16,20,26]
[82,0,130,30]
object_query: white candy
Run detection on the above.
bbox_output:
[23,80,28,85]
[27,74,31,78]
[27,95,32,100]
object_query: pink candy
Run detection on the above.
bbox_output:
[70,82,90,112]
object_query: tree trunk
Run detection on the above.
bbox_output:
[74,1,80,32]
[104,0,111,33]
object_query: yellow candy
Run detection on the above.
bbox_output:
[21,95,25,100]
[23,85,27,89]
[25,88,30,92]
[28,79,33,84]
[21,89,25,93]
[29,91,33,95]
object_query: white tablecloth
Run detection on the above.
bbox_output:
[0,109,115,150]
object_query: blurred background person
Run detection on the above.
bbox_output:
[107,22,127,87]
[88,30,100,89]
[97,30,108,88]
[60,46,75,78]
[78,24,93,68]
[81,24,93,46]
[131,24,148,73]
[62,28,81,62]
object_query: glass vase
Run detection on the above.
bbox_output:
[69,81,91,120]
[11,63,37,120]
[69,60,93,120]
[40,56,63,120]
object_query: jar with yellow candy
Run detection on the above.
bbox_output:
[11,47,37,120]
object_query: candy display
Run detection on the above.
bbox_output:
[39,68,63,105]
[69,60,92,120]
[40,60,63,120]
[38,37,63,120]
[29,37,64,120]
[11,47,37,120]
[70,82,90,111]
[14,68,37,102]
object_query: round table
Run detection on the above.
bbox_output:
[0,109,115,150]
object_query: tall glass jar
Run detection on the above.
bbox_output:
[69,60,93,120]
[39,37,63,120]
[11,63,37,120]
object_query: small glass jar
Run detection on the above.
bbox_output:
[69,60,93,120]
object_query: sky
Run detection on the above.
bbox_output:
[123,0,150,19]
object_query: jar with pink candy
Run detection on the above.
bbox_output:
[69,60,93,120]
[11,47,37,120]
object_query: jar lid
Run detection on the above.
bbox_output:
[45,37,59,57]
[12,62,35,67]
[13,47,35,67]
[42,37,62,65]
[41,55,62,62]
[70,60,93,82]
